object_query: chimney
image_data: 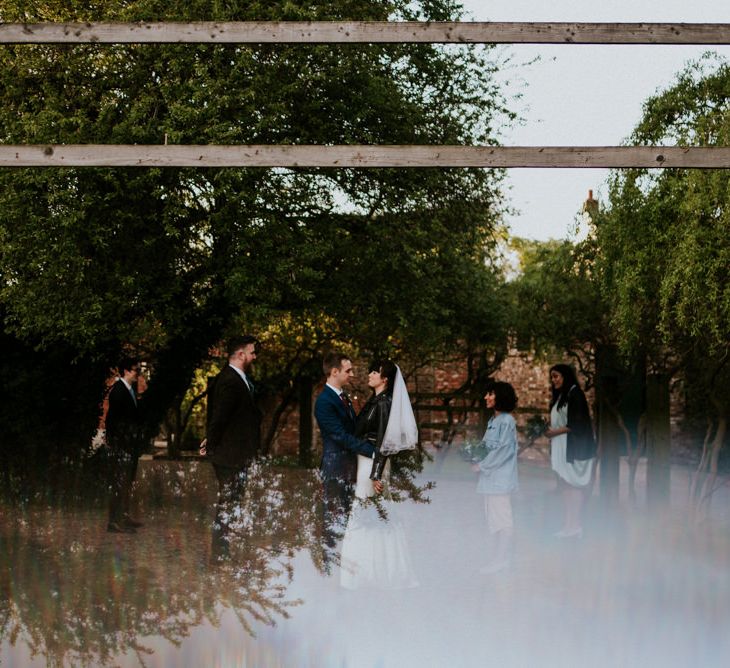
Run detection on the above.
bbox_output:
[582,189,598,219]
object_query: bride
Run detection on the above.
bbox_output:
[339,359,419,590]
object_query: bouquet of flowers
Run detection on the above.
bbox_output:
[525,415,549,441]
[459,439,489,463]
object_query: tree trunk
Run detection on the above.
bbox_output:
[262,385,298,455]
[689,417,714,519]
[298,376,314,467]
[595,346,622,505]
[628,414,646,508]
[697,414,726,522]
[166,399,183,458]
[645,373,671,510]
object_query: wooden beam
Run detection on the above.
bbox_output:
[1,145,729,168]
[1,22,729,45]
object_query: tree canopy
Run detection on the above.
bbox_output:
[596,55,730,400]
[598,56,730,351]
[508,236,604,377]
[0,0,514,464]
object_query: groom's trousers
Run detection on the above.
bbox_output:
[321,476,353,550]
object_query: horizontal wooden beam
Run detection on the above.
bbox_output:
[1,22,729,45]
[1,145,728,169]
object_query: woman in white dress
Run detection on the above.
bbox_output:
[544,364,596,538]
[339,360,419,590]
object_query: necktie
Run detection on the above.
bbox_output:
[129,386,137,407]
[244,375,254,395]
[340,392,349,410]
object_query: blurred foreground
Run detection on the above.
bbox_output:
[1,450,729,667]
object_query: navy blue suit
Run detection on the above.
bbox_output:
[314,385,374,553]
[315,385,374,482]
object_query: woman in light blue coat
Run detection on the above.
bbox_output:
[471,381,519,574]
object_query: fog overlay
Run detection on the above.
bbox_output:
[1,449,729,667]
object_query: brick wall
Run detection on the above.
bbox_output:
[269,349,567,457]
[261,347,694,463]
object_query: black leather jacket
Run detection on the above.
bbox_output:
[563,385,597,463]
[355,391,392,480]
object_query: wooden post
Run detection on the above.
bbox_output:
[1,22,729,45]
[2,145,730,168]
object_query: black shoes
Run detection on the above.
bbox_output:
[107,514,143,533]
[107,521,136,534]
[123,515,144,528]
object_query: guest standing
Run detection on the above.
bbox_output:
[544,364,596,538]
[205,335,262,555]
[471,381,519,574]
[105,357,145,533]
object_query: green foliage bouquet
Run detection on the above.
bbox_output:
[459,439,489,464]
[525,415,549,441]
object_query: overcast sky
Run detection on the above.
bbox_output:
[458,0,730,240]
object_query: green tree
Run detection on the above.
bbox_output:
[508,234,644,503]
[0,0,514,467]
[509,236,604,373]
[596,54,730,509]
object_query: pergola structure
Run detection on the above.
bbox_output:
[1,20,729,168]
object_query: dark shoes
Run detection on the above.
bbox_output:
[107,521,136,534]
[123,515,144,528]
[107,515,143,533]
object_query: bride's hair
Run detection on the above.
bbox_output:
[369,359,397,395]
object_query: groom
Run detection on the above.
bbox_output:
[314,352,375,552]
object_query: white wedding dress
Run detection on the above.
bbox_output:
[339,454,419,590]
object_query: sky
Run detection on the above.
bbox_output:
[458,0,730,240]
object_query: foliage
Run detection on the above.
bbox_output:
[458,438,488,463]
[507,236,604,382]
[597,55,730,366]
[0,460,325,664]
[0,0,515,464]
[595,54,730,459]
[0,323,111,469]
[524,414,549,441]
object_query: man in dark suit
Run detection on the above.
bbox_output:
[205,335,262,553]
[314,352,375,553]
[105,357,145,533]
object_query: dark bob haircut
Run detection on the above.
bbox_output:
[486,380,518,413]
[368,359,397,396]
